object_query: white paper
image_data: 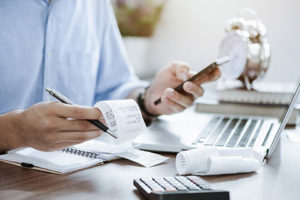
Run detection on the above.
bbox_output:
[74,140,133,154]
[207,156,260,175]
[176,147,263,175]
[118,149,169,168]
[74,139,169,168]
[95,99,146,144]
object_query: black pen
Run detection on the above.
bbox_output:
[45,87,117,139]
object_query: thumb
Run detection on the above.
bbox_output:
[174,62,190,81]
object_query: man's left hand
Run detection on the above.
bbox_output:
[144,61,221,115]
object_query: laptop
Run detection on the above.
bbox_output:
[134,79,300,159]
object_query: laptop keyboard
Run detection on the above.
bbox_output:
[197,117,220,142]
[226,119,248,147]
[215,118,239,146]
[248,121,263,147]
[205,118,229,146]
[196,116,274,148]
[238,120,258,147]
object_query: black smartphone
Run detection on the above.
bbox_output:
[154,56,230,105]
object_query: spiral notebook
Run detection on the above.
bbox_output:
[0,147,106,174]
[217,80,295,105]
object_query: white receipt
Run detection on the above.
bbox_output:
[176,147,264,175]
[74,140,169,168]
[118,149,169,168]
[95,100,146,144]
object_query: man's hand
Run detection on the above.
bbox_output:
[145,62,221,115]
[0,102,104,152]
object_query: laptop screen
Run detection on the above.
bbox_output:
[267,79,300,158]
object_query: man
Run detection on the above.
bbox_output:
[0,0,220,152]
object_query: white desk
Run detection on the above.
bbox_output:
[0,112,300,200]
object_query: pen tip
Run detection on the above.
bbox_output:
[45,87,51,93]
[107,129,118,139]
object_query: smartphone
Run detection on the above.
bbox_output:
[154,56,231,105]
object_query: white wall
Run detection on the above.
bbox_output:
[145,0,300,83]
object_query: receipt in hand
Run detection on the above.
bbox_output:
[92,100,169,167]
[176,147,264,176]
[95,99,146,144]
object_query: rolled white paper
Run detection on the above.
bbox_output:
[176,147,218,175]
[176,147,262,175]
[206,156,260,175]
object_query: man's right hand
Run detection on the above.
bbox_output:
[0,102,104,152]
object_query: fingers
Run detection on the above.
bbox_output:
[53,118,101,132]
[48,102,102,120]
[161,94,185,114]
[164,88,194,108]
[183,81,204,98]
[175,63,190,81]
[158,81,205,115]
[47,130,102,144]
[168,61,190,81]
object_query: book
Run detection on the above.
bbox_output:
[0,147,105,174]
[195,99,300,125]
[0,140,170,174]
[217,80,295,105]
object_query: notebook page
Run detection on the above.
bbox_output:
[0,148,102,173]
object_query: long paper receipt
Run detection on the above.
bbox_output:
[176,147,264,175]
[95,99,146,144]
[93,100,169,167]
[75,140,169,168]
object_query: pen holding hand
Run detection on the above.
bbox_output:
[45,88,117,139]
[14,101,105,151]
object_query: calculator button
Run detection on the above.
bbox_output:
[164,177,188,191]
[153,178,177,191]
[187,176,207,184]
[187,176,211,190]
[140,178,164,192]
[175,177,201,190]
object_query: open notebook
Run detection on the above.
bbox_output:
[0,147,105,174]
[0,99,146,174]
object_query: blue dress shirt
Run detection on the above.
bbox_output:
[0,0,147,114]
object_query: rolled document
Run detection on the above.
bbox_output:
[176,147,263,175]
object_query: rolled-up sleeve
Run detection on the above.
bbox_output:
[94,0,148,102]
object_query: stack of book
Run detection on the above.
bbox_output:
[195,80,300,125]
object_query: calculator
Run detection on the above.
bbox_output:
[133,176,229,200]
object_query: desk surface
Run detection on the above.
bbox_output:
[1,133,300,200]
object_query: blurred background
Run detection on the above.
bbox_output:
[112,0,300,84]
